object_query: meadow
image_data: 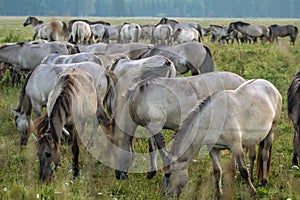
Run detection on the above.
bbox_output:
[0,16,300,200]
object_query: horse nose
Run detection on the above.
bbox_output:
[115,170,128,180]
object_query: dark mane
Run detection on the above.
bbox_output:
[287,70,300,127]
[49,74,76,143]
[210,24,223,28]
[170,95,211,154]
[232,21,251,27]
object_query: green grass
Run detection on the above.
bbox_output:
[0,17,300,200]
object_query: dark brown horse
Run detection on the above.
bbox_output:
[287,69,300,167]
[269,24,298,45]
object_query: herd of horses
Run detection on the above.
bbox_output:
[23,16,298,46]
[0,16,300,199]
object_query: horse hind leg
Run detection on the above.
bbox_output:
[147,136,158,179]
[292,130,300,166]
[234,146,256,199]
[209,149,223,200]
[247,145,256,183]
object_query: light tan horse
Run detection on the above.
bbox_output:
[69,21,95,45]
[23,16,68,41]
[162,79,282,199]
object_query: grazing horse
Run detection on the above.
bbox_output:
[69,21,95,45]
[269,24,298,45]
[161,79,282,199]
[114,71,245,179]
[23,16,68,41]
[228,21,272,43]
[209,24,239,44]
[36,68,97,181]
[158,17,203,41]
[13,62,112,146]
[151,24,173,45]
[287,70,300,167]
[0,41,72,72]
[139,42,214,75]
[118,23,141,43]
[172,28,201,44]
[104,55,176,179]
[140,24,155,42]
[91,24,110,44]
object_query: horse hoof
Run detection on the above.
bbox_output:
[262,179,268,186]
[147,171,157,179]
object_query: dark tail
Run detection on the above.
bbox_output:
[257,141,272,184]
[292,26,298,45]
[102,28,110,44]
[15,70,34,113]
[196,24,203,42]
[199,45,214,73]
[268,26,273,42]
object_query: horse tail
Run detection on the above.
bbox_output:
[196,24,203,42]
[287,70,300,127]
[293,26,298,45]
[74,23,79,44]
[268,26,273,42]
[257,141,272,184]
[102,28,110,44]
[134,25,139,43]
[199,45,214,74]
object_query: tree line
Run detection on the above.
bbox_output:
[1,0,299,18]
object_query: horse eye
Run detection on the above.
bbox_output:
[45,152,52,158]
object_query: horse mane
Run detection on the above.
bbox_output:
[170,95,211,154]
[15,70,34,114]
[48,73,76,143]
[233,21,251,27]
[287,70,300,127]
[210,24,223,28]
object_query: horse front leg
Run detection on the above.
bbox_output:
[292,130,300,166]
[147,136,158,179]
[209,149,222,200]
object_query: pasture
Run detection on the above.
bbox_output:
[0,16,300,199]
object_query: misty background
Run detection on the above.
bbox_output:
[0,0,299,18]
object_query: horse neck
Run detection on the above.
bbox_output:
[32,18,42,26]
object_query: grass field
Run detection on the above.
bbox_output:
[0,17,300,200]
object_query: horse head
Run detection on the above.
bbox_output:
[12,109,33,146]
[161,157,189,198]
[23,16,40,27]
[36,116,60,182]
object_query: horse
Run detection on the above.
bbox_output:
[209,24,239,44]
[36,68,98,181]
[113,71,245,179]
[151,24,173,45]
[228,21,272,43]
[105,24,124,42]
[269,24,298,45]
[158,17,203,41]
[0,41,73,72]
[69,21,95,45]
[23,16,68,41]
[118,23,141,43]
[172,28,201,44]
[67,19,110,32]
[105,55,176,179]
[91,24,110,44]
[140,24,155,42]
[41,52,103,66]
[138,42,214,75]
[12,62,112,146]
[161,79,282,199]
[287,70,300,167]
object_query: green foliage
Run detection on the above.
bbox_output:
[1,32,24,43]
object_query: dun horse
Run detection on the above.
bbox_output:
[23,16,68,41]
[161,79,282,199]
[36,68,97,181]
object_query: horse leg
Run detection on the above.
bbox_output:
[70,125,80,179]
[234,146,256,199]
[257,132,273,186]
[147,136,158,179]
[33,32,37,40]
[209,149,222,200]
[292,130,300,166]
[248,145,256,183]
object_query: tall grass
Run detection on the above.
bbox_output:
[0,17,300,199]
